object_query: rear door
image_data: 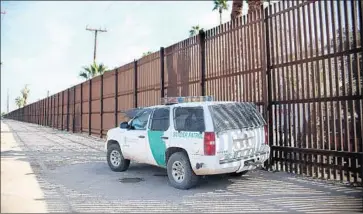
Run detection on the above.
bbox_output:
[171,106,206,156]
[208,102,266,162]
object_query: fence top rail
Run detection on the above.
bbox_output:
[164,36,199,57]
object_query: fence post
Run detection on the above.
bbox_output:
[39,101,41,124]
[80,83,83,132]
[67,88,70,131]
[42,100,44,125]
[43,99,45,125]
[52,96,54,127]
[73,86,76,133]
[114,69,118,127]
[53,95,55,128]
[89,79,92,136]
[45,97,48,126]
[47,96,49,126]
[49,96,53,128]
[199,30,206,96]
[61,91,64,130]
[57,93,60,129]
[100,74,104,138]
[160,47,165,99]
[134,60,138,108]
[264,4,273,168]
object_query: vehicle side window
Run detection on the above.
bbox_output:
[173,107,205,132]
[130,109,152,130]
[150,108,170,131]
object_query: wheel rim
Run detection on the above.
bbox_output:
[172,161,185,183]
[110,150,121,167]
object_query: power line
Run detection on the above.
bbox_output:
[85,26,107,63]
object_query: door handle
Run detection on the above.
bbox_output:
[161,136,168,140]
[138,135,145,138]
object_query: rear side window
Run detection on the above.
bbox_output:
[173,107,205,132]
[208,102,266,133]
[150,108,170,131]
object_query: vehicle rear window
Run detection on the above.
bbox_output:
[173,107,205,132]
[208,103,265,133]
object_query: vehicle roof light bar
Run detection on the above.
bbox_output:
[161,96,214,105]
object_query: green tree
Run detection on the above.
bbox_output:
[79,62,108,80]
[213,0,229,25]
[189,25,203,37]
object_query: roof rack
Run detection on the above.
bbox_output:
[161,96,214,105]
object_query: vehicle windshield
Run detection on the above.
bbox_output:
[122,108,145,120]
[208,102,266,133]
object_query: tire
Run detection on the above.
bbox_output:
[167,152,199,190]
[229,170,249,177]
[107,144,130,172]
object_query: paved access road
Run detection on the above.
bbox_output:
[1,120,362,213]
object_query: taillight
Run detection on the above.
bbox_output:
[264,125,268,145]
[204,132,216,156]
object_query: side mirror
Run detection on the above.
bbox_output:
[120,122,129,129]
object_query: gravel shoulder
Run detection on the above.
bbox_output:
[1,121,48,213]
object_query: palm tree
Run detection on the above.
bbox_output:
[189,25,203,37]
[79,61,108,80]
[15,96,24,108]
[231,0,268,20]
[213,0,229,25]
[142,51,152,57]
[247,0,264,13]
[20,85,30,106]
[231,0,244,20]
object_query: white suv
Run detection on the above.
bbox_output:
[105,96,270,190]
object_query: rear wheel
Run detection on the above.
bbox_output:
[167,152,199,190]
[107,144,130,172]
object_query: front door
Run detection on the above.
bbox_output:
[146,107,170,167]
[124,108,153,163]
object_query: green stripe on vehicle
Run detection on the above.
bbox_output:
[147,130,167,167]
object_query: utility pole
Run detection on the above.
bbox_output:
[7,89,9,113]
[85,26,107,62]
[1,11,5,66]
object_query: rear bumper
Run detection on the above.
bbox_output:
[191,145,270,175]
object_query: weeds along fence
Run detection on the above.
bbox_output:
[6,0,363,185]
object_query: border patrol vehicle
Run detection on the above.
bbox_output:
[105,96,270,190]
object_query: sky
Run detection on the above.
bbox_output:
[1,1,251,113]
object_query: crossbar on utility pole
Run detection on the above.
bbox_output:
[86,26,107,62]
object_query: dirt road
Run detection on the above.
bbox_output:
[1,120,362,213]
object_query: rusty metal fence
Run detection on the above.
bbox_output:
[5,0,362,185]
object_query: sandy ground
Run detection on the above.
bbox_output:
[1,119,362,213]
[1,121,48,213]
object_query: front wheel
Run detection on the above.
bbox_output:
[167,152,199,190]
[107,144,130,172]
